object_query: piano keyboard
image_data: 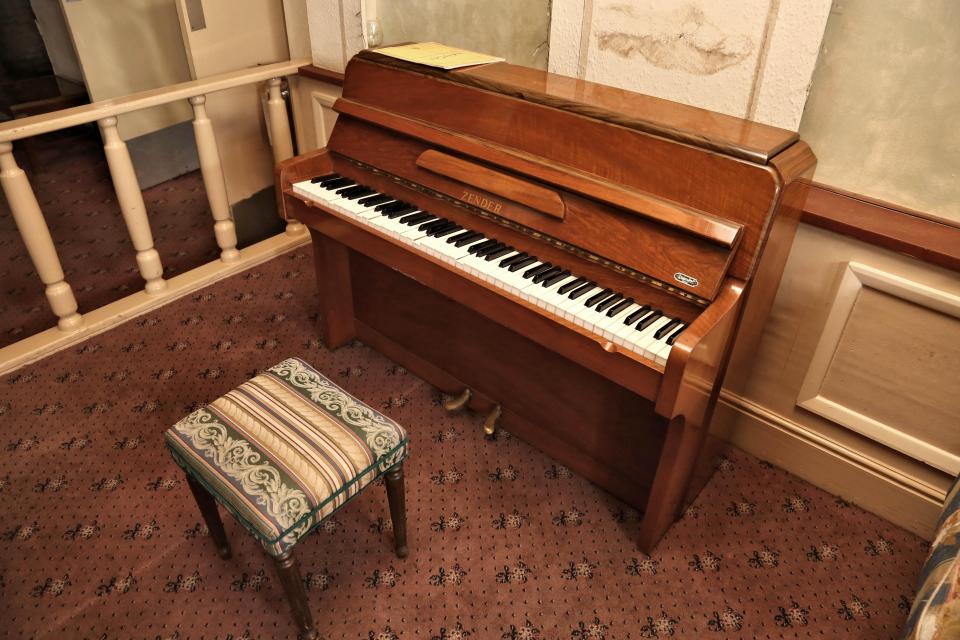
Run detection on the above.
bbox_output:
[293,174,688,365]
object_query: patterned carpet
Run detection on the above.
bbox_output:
[0,127,221,348]
[0,245,926,639]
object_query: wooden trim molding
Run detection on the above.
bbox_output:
[796,261,960,474]
[802,183,960,271]
[298,64,345,86]
[714,389,944,539]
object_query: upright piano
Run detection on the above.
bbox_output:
[277,50,816,551]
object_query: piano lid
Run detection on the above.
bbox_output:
[354,49,798,165]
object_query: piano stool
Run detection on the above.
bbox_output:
[164,357,409,639]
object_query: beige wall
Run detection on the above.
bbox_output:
[799,0,960,224]
[60,0,193,141]
[377,0,550,69]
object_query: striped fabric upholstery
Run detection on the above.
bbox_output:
[166,357,408,556]
[903,475,960,639]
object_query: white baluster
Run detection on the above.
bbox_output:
[98,116,167,293]
[189,95,240,262]
[0,142,83,331]
[266,77,304,236]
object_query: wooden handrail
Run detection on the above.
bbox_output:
[0,58,310,143]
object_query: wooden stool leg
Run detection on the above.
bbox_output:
[272,550,317,640]
[185,473,232,559]
[384,463,408,558]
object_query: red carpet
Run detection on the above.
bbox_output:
[0,246,924,639]
[0,127,220,348]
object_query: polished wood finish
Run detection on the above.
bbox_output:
[356,50,797,163]
[802,183,960,272]
[272,550,318,640]
[311,231,355,348]
[279,51,816,552]
[185,474,232,559]
[335,99,742,249]
[297,64,345,87]
[383,464,408,559]
[416,149,566,220]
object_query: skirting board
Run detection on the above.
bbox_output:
[714,390,944,540]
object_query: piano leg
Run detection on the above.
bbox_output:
[312,232,356,349]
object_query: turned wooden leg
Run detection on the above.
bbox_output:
[272,549,317,640]
[185,474,231,559]
[384,464,408,558]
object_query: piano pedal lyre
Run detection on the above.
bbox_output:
[441,388,472,413]
[483,404,502,436]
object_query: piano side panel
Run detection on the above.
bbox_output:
[340,58,781,281]
[348,251,668,510]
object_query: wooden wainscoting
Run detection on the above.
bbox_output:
[714,185,960,539]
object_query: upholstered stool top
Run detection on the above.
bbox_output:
[165,357,408,556]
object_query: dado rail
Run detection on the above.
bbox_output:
[0,58,311,375]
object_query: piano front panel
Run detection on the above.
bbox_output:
[328,117,733,301]
[349,250,668,510]
[341,56,782,280]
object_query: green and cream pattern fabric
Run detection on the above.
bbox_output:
[165,357,408,556]
[903,475,960,639]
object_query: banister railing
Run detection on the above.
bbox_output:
[0,57,312,373]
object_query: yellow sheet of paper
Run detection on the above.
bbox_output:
[374,42,504,70]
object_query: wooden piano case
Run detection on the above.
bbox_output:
[279,50,816,551]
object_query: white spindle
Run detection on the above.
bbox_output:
[98,116,166,293]
[266,77,305,235]
[189,95,240,262]
[0,142,83,331]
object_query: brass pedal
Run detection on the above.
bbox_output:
[483,404,502,436]
[441,388,471,413]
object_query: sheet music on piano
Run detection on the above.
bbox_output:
[277,48,816,551]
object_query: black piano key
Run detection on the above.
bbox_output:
[584,288,614,308]
[507,256,538,272]
[532,266,561,284]
[400,212,434,225]
[636,311,663,331]
[623,304,652,325]
[432,224,463,238]
[567,281,596,299]
[665,323,688,345]
[485,246,514,261]
[557,277,585,295]
[342,187,376,200]
[523,263,553,279]
[476,242,508,257]
[375,200,406,212]
[606,297,634,317]
[386,206,418,219]
[322,178,354,190]
[358,193,392,206]
[317,174,343,186]
[468,239,498,254]
[450,231,482,246]
[500,251,528,267]
[420,218,451,232]
[335,184,367,196]
[541,270,571,287]
[595,293,623,313]
[311,173,337,184]
[654,319,681,340]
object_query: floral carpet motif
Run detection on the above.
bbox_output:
[0,246,925,639]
